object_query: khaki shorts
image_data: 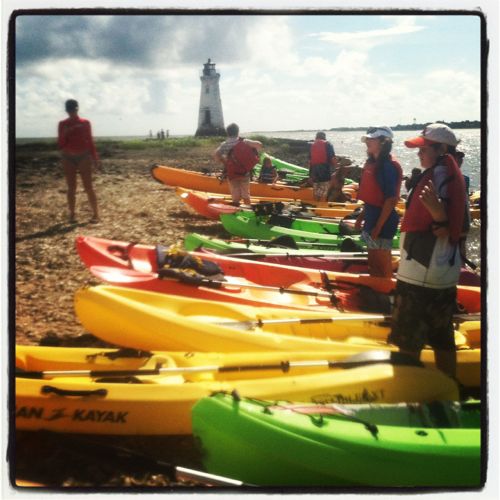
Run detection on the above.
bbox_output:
[229,176,251,204]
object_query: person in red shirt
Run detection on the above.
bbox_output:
[58,99,100,223]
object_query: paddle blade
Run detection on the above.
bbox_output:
[338,350,424,369]
[89,266,157,284]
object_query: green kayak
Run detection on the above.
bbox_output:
[230,209,343,234]
[255,154,356,185]
[220,212,375,249]
[192,393,482,487]
[220,213,400,249]
[184,233,365,255]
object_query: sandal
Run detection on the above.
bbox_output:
[89,216,100,224]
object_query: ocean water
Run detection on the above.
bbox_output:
[253,129,482,192]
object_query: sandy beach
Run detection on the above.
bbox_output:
[12,137,481,488]
[13,137,327,488]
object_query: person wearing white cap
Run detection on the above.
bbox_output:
[388,123,467,379]
[355,126,402,278]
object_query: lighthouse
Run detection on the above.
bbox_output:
[195,59,225,136]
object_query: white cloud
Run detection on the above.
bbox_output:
[310,16,425,50]
[14,15,480,137]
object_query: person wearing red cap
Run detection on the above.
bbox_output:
[58,99,101,223]
[388,123,467,379]
[355,127,402,277]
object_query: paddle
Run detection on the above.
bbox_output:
[212,251,373,260]
[90,265,335,298]
[15,350,424,380]
[218,312,479,331]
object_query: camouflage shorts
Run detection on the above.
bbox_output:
[313,181,330,201]
[387,280,457,352]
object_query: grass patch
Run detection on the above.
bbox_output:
[97,137,224,151]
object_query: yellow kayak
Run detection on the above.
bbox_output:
[74,285,480,388]
[15,345,459,435]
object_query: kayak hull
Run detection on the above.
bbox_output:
[16,345,459,435]
[192,394,481,487]
[152,165,319,201]
[74,286,480,388]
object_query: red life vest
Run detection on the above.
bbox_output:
[357,156,403,207]
[310,140,329,165]
[401,154,465,244]
[225,139,259,179]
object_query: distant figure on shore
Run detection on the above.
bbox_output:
[404,167,422,193]
[160,129,165,140]
[214,123,263,205]
[257,156,279,184]
[57,99,100,224]
[166,129,170,139]
[355,126,402,278]
[308,131,338,201]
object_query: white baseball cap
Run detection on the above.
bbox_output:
[361,126,394,143]
[404,123,459,148]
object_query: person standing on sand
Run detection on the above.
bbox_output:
[308,131,338,201]
[355,126,402,278]
[388,123,467,379]
[58,99,100,223]
[214,123,263,206]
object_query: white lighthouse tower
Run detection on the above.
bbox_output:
[195,59,225,136]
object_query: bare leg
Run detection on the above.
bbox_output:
[367,249,393,278]
[78,158,99,220]
[62,159,78,220]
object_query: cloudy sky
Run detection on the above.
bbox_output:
[14,12,482,138]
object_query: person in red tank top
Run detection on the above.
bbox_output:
[58,99,100,223]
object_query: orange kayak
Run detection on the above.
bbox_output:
[152,165,329,202]
[176,187,363,220]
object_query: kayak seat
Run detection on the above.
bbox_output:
[268,214,294,228]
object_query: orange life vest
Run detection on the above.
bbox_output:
[357,156,403,207]
[401,154,466,244]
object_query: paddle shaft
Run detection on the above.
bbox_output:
[200,278,334,298]
[217,312,479,330]
[16,354,403,379]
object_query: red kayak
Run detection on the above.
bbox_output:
[176,187,362,221]
[76,236,481,314]
[227,253,480,287]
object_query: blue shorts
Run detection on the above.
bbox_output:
[361,230,393,250]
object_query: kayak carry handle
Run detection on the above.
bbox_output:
[41,386,108,398]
